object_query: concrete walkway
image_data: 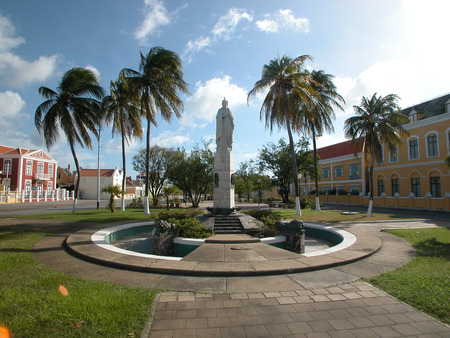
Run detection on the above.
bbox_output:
[1,214,449,337]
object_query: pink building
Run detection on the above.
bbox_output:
[0,145,57,199]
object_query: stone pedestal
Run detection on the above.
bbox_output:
[211,149,236,215]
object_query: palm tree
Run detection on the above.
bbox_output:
[123,47,189,214]
[248,55,315,216]
[103,72,143,211]
[344,93,409,217]
[102,184,124,213]
[300,70,344,211]
[35,67,104,215]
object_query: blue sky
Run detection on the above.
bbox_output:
[0,0,448,178]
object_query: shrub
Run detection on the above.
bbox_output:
[153,209,203,222]
[126,197,144,209]
[154,209,210,238]
[329,188,348,195]
[300,196,316,209]
[243,210,283,237]
[167,218,211,238]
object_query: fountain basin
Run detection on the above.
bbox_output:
[92,221,356,260]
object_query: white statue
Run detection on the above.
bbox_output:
[216,98,234,151]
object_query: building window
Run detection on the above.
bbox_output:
[391,178,399,196]
[48,164,53,176]
[3,159,11,174]
[408,139,419,160]
[427,134,439,157]
[322,167,329,178]
[430,177,441,197]
[322,186,330,194]
[389,145,398,162]
[334,165,343,177]
[378,179,385,196]
[26,161,32,175]
[411,177,420,197]
[447,130,450,154]
[349,185,360,194]
[348,163,359,177]
[409,110,418,122]
[37,162,44,174]
[24,180,31,197]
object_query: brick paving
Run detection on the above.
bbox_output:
[149,282,449,337]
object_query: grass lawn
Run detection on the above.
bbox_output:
[13,207,171,223]
[12,206,414,224]
[276,208,414,223]
[366,227,450,324]
[0,227,157,337]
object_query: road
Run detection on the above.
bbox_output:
[0,199,118,217]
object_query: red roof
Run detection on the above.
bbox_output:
[0,145,34,156]
[79,169,117,177]
[317,139,364,160]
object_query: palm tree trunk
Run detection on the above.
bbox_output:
[144,111,151,215]
[121,125,126,212]
[69,142,80,215]
[286,122,301,216]
[367,136,374,217]
[312,126,321,211]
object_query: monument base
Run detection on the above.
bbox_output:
[207,207,241,216]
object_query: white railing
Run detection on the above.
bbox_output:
[0,188,75,203]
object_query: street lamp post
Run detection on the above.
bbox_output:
[97,127,101,209]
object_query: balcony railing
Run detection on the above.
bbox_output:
[33,173,52,180]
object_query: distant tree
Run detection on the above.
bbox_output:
[35,67,104,215]
[252,173,272,204]
[258,138,311,204]
[123,47,189,215]
[344,93,409,217]
[102,185,124,213]
[103,71,142,211]
[235,160,256,201]
[166,141,214,208]
[248,54,316,215]
[132,145,179,206]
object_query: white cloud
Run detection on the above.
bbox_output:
[183,8,252,62]
[0,15,59,88]
[212,8,253,39]
[255,19,279,33]
[183,36,212,59]
[135,0,171,42]
[182,75,248,127]
[0,14,25,52]
[152,130,191,147]
[256,9,309,33]
[0,90,25,117]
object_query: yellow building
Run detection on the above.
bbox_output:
[315,139,366,195]
[316,93,450,211]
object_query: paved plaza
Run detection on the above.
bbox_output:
[0,201,449,337]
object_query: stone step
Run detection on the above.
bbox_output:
[214,229,244,234]
[213,216,244,234]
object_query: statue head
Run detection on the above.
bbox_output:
[222,97,228,108]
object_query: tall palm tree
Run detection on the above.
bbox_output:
[123,47,189,214]
[35,67,104,215]
[103,72,143,211]
[248,55,316,216]
[300,70,344,211]
[344,93,409,217]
